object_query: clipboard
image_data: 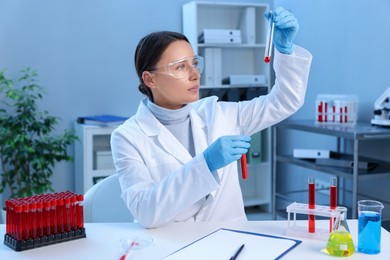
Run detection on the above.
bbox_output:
[163,228,301,259]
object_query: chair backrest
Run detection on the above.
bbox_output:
[83,173,133,223]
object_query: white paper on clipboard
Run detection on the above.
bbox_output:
[163,228,301,260]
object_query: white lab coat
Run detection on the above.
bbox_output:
[111,46,312,228]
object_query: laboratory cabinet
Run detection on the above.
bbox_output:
[182,1,271,89]
[272,120,390,219]
[74,123,118,194]
[183,1,272,210]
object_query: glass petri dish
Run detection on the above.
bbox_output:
[119,235,154,251]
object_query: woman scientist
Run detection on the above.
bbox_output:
[111,7,312,228]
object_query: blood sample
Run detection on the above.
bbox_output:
[308,177,316,233]
[71,194,77,230]
[15,204,23,241]
[44,200,51,236]
[240,153,248,180]
[264,10,274,63]
[50,198,58,234]
[29,200,37,239]
[64,196,71,232]
[76,195,84,229]
[36,200,44,237]
[330,176,337,232]
[5,200,11,235]
[57,196,64,233]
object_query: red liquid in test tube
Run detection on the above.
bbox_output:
[51,198,58,234]
[15,204,23,241]
[6,200,14,238]
[44,200,51,236]
[240,154,248,180]
[23,203,30,240]
[76,195,84,229]
[64,197,71,232]
[308,177,316,233]
[330,177,337,232]
[29,200,37,239]
[36,201,44,237]
[57,196,64,233]
[318,101,323,122]
[324,102,328,122]
[71,194,77,230]
[5,200,10,235]
[264,11,274,63]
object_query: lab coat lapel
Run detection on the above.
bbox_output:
[136,100,192,164]
[157,128,192,164]
[189,109,220,202]
[189,110,208,155]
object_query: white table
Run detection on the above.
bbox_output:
[0,220,389,259]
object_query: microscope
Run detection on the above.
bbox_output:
[371,87,390,127]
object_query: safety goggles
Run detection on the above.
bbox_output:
[149,55,204,79]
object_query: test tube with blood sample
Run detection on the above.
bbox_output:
[264,11,274,63]
[240,153,248,180]
[308,177,316,233]
[330,176,337,232]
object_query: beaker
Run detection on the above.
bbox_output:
[326,207,355,257]
[357,200,384,254]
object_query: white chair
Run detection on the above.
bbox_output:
[83,173,134,223]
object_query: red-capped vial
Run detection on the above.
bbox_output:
[36,201,44,237]
[76,194,84,229]
[29,200,37,239]
[70,195,77,230]
[5,200,11,235]
[56,197,64,233]
[15,204,23,241]
[44,200,51,236]
[64,197,71,232]
[50,199,58,234]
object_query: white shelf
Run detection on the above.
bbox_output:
[74,123,118,194]
[183,1,271,88]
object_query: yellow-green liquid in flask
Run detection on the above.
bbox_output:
[326,230,355,257]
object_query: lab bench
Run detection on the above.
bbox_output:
[272,119,390,219]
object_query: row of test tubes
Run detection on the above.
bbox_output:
[308,176,338,233]
[5,191,84,242]
[316,95,358,124]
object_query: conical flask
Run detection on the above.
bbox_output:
[326,206,355,257]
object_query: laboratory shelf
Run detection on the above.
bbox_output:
[276,154,390,181]
[272,119,390,219]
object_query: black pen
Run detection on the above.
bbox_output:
[229,244,245,260]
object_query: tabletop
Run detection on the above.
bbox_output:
[0,220,389,259]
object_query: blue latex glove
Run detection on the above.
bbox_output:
[203,135,251,172]
[264,7,299,54]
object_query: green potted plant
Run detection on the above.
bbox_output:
[0,68,78,212]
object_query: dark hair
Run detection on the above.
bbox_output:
[134,31,190,100]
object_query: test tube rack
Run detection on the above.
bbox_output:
[286,202,340,241]
[3,191,86,251]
